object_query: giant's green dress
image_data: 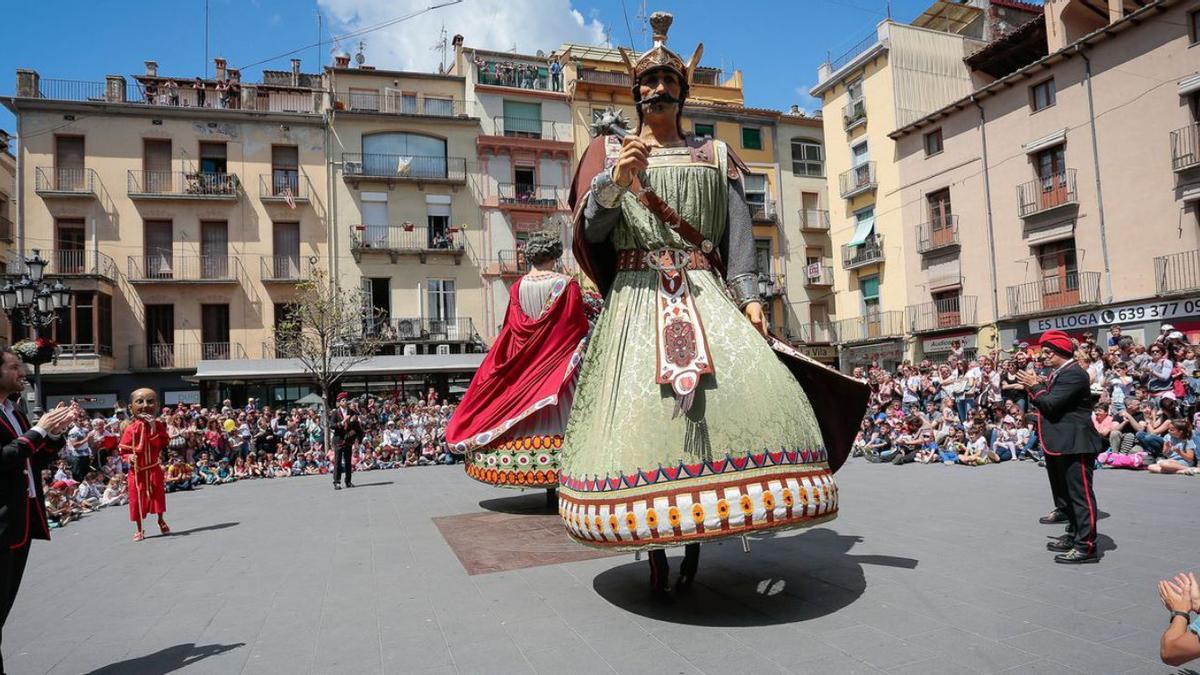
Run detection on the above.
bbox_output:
[559,139,839,551]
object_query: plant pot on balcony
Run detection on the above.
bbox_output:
[402,223,415,232]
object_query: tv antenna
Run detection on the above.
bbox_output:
[432,23,448,73]
[354,41,366,66]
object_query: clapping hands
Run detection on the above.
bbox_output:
[1160,572,1198,613]
[36,402,75,436]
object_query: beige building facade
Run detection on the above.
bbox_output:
[891,0,1200,355]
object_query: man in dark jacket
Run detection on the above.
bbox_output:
[1018,330,1104,564]
[331,393,360,490]
[0,349,72,673]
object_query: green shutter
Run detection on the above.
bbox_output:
[861,276,880,300]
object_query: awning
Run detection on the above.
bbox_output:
[846,215,875,247]
[192,353,487,382]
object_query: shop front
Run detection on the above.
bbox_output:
[795,343,838,367]
[917,331,978,362]
[1004,297,1200,347]
[839,339,905,374]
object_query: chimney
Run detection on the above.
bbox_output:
[144,60,158,77]
[16,69,40,98]
[334,53,351,68]
[1107,0,1125,23]
[290,59,301,86]
[214,57,227,81]
[789,104,801,116]
[105,75,126,103]
[228,68,241,83]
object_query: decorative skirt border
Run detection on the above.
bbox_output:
[464,436,561,489]
[559,446,829,493]
[558,469,837,550]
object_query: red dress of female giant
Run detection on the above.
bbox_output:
[120,387,169,541]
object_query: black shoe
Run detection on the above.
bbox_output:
[1054,549,1100,565]
[1039,510,1067,525]
[1046,535,1073,552]
[333,483,342,490]
[345,482,355,488]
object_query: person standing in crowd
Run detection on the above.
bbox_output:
[1018,330,1104,564]
[332,393,360,490]
[0,349,73,674]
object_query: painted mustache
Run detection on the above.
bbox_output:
[638,93,681,107]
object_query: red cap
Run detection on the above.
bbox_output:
[336,392,349,401]
[1039,330,1075,357]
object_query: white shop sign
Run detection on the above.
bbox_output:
[46,393,118,410]
[164,390,201,405]
[922,334,977,353]
[1029,298,1200,334]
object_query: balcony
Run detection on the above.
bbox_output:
[0,215,10,242]
[260,255,315,283]
[1154,250,1200,296]
[803,262,835,288]
[577,69,632,88]
[258,174,312,204]
[10,248,119,282]
[130,342,248,371]
[497,249,528,276]
[799,209,830,232]
[341,153,467,185]
[757,273,786,297]
[842,99,867,131]
[1017,170,1077,218]
[489,117,572,142]
[839,162,876,199]
[35,167,100,199]
[908,296,978,334]
[836,310,906,344]
[916,215,959,254]
[842,235,884,270]
[128,170,240,200]
[127,255,241,283]
[497,183,564,211]
[367,317,479,343]
[796,321,837,344]
[1171,123,1200,172]
[331,91,473,118]
[476,63,561,93]
[1005,271,1102,317]
[749,199,777,223]
[350,224,464,263]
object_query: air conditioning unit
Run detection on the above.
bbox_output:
[403,344,417,356]
[395,318,419,339]
[436,344,451,355]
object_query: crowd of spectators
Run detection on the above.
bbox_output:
[851,324,1200,474]
[40,390,459,528]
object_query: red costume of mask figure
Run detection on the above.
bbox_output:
[120,387,169,540]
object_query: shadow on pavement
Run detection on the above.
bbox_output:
[164,522,239,537]
[347,481,394,488]
[478,490,558,515]
[591,528,918,627]
[82,642,245,674]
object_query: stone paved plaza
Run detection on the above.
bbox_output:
[7,459,1199,674]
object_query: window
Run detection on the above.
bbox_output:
[426,195,452,249]
[271,145,299,196]
[1191,10,1200,44]
[741,126,763,150]
[201,304,231,359]
[200,221,229,279]
[1030,79,1056,112]
[754,239,772,276]
[362,132,448,178]
[424,96,454,117]
[143,220,173,278]
[847,78,863,103]
[55,219,86,274]
[1037,239,1081,309]
[932,290,962,328]
[428,279,457,323]
[272,222,300,278]
[502,100,542,137]
[852,141,870,166]
[199,141,227,174]
[54,136,84,190]
[349,87,379,111]
[98,293,112,355]
[924,128,943,157]
[743,173,767,208]
[693,122,715,139]
[790,140,824,176]
[145,304,174,367]
[861,275,881,319]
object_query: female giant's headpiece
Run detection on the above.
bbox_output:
[618,12,704,134]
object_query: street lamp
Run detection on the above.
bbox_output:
[1,249,73,412]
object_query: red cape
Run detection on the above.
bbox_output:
[446,276,589,449]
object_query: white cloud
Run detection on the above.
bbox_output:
[317,0,608,72]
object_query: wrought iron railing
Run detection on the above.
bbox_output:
[497,250,528,275]
[1006,271,1102,317]
[836,310,906,343]
[130,342,247,370]
[332,91,472,117]
[489,116,573,141]
[828,31,879,71]
[1017,169,1077,217]
[1155,250,1200,296]
[34,78,111,102]
[128,170,240,198]
[916,215,959,254]
[349,225,464,252]
[749,199,777,223]
[842,99,867,129]
[757,273,786,297]
[839,162,876,198]
[497,183,563,209]
[1171,123,1200,172]
[578,69,632,87]
[341,153,467,182]
[796,322,837,344]
[260,255,313,282]
[908,296,977,333]
[24,248,119,281]
[366,317,478,343]
[35,167,98,195]
[476,63,557,91]
[842,235,884,269]
[127,255,241,282]
[799,209,830,231]
[258,173,311,202]
[804,263,835,287]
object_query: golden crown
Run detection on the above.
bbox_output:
[618,11,704,86]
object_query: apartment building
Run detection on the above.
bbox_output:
[0,131,13,345]
[448,39,576,335]
[810,0,1041,371]
[890,0,1200,355]
[3,59,328,406]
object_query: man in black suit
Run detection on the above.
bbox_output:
[1018,330,1105,564]
[331,393,360,490]
[0,349,72,674]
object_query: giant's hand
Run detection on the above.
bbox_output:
[612,136,649,189]
[744,301,769,338]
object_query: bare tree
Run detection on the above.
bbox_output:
[273,269,387,453]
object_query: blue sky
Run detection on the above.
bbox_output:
[1,0,976,135]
